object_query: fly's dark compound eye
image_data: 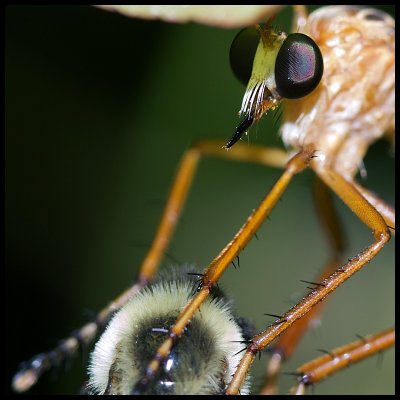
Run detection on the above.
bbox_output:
[229,27,260,86]
[275,33,323,99]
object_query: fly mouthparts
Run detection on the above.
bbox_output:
[224,114,255,150]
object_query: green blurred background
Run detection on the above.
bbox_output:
[5,5,394,395]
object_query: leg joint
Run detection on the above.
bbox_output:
[376,226,391,245]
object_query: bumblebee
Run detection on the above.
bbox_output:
[87,267,253,395]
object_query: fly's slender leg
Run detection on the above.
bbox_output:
[12,147,200,393]
[352,182,395,232]
[292,5,308,33]
[261,177,345,395]
[290,327,395,395]
[133,146,315,393]
[225,165,391,394]
[12,140,288,393]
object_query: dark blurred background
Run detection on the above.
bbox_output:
[5,5,394,395]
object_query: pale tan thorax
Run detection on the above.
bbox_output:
[280,6,395,179]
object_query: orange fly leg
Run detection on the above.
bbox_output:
[133,146,315,393]
[261,177,345,395]
[12,139,288,393]
[352,181,395,233]
[290,327,395,394]
[225,163,391,394]
[291,5,309,33]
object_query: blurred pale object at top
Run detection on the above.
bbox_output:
[96,5,283,28]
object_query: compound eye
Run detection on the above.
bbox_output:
[229,27,260,86]
[275,33,323,99]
